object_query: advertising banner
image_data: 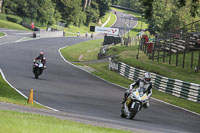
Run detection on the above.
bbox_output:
[95,26,119,36]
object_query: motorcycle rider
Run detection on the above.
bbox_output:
[121,72,152,108]
[91,33,93,38]
[33,52,46,74]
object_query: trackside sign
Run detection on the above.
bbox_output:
[95,26,119,35]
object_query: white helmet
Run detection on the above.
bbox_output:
[144,72,151,83]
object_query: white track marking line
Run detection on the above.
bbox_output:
[12,33,33,35]
[15,37,26,43]
[102,14,111,27]
[0,32,7,39]
[0,68,59,112]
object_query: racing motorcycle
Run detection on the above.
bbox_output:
[120,89,149,119]
[33,59,45,79]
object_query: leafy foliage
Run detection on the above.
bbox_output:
[6,14,22,24]
[117,0,144,12]
[116,0,200,34]
[2,0,112,27]
[2,0,55,26]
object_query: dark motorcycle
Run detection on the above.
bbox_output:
[33,59,45,79]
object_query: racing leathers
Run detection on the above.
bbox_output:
[34,56,46,66]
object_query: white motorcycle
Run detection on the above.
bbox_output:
[120,89,149,119]
[33,59,44,79]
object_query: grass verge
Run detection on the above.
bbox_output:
[0,73,45,109]
[61,39,103,61]
[104,12,117,27]
[0,20,30,31]
[0,32,5,37]
[106,44,200,84]
[101,12,111,25]
[0,110,131,133]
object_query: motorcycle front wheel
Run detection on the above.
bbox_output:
[34,68,40,79]
[128,103,140,120]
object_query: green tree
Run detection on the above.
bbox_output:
[2,0,55,26]
[85,1,99,25]
[141,0,153,19]
[111,0,119,5]
[95,0,111,17]
[53,0,85,26]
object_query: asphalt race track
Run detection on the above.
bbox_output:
[0,11,200,133]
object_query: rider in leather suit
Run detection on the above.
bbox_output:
[121,72,152,108]
[33,52,46,74]
[34,52,46,66]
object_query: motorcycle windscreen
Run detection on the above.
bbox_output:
[39,64,43,67]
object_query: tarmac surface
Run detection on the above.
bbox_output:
[0,11,200,133]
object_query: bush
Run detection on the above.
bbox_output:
[6,15,22,24]
[22,17,47,27]
[0,14,7,20]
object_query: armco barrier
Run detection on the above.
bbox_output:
[109,58,200,102]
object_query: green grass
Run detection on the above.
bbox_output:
[0,32,5,37]
[0,32,5,36]
[61,39,103,61]
[0,110,131,133]
[87,63,133,87]
[101,12,111,24]
[106,44,200,84]
[152,89,200,113]
[157,51,200,70]
[104,12,117,27]
[0,73,45,109]
[64,24,92,35]
[0,20,30,31]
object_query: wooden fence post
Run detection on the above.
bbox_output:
[191,51,193,70]
[182,51,186,68]
[163,45,166,63]
[152,49,155,61]
[176,50,179,66]
[169,46,171,64]
[198,51,200,70]
[157,49,160,62]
